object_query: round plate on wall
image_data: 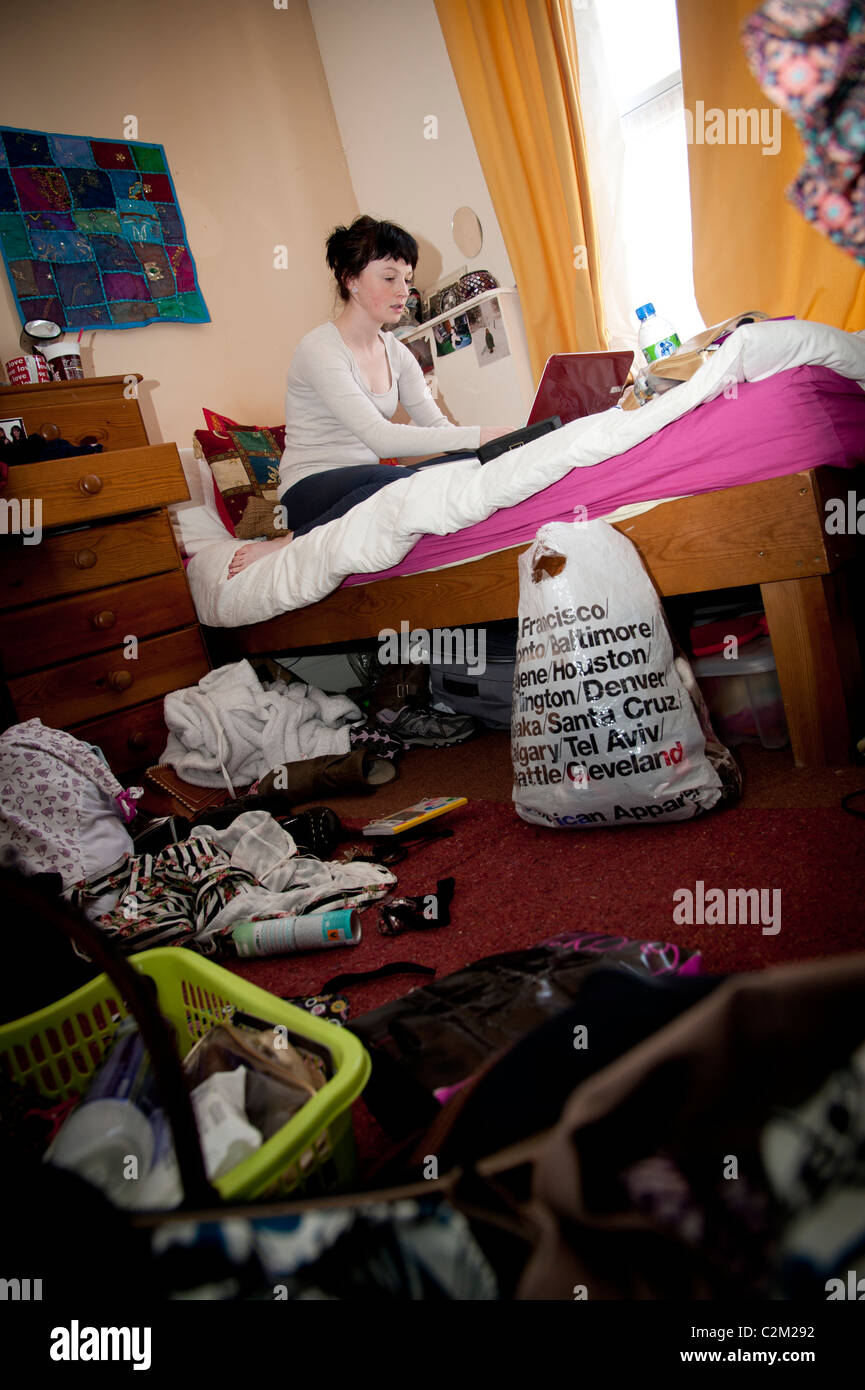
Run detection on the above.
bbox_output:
[452,206,483,259]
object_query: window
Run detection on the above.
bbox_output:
[575,0,704,348]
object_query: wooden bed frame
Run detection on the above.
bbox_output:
[204,466,865,768]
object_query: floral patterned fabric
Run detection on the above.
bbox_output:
[68,812,397,957]
[742,0,865,262]
[0,719,132,888]
[69,837,259,956]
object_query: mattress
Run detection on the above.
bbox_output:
[342,364,865,587]
[184,320,865,629]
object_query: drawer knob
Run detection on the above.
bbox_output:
[78,473,103,496]
[107,669,134,693]
[128,731,150,752]
[91,609,116,631]
[38,422,61,442]
[74,548,97,570]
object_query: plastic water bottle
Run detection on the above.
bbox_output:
[636,303,681,364]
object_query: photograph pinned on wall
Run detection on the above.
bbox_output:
[0,417,26,448]
[471,295,510,368]
[433,314,472,357]
[405,334,435,375]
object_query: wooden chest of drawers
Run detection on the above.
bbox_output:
[0,375,210,775]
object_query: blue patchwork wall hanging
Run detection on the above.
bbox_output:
[0,124,210,330]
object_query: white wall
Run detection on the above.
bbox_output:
[307,0,515,296]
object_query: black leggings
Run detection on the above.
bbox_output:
[282,451,478,537]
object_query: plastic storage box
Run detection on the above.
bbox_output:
[430,625,517,729]
[692,635,788,749]
[0,948,371,1202]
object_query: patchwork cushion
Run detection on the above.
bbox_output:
[201,406,286,451]
[194,411,286,540]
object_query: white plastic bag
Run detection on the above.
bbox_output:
[512,521,741,828]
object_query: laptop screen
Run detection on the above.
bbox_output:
[527,351,634,426]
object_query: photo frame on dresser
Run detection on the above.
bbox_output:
[0,416,25,446]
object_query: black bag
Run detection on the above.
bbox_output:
[348,932,703,1140]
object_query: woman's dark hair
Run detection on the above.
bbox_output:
[326,215,418,301]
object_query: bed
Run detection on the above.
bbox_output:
[176,321,865,768]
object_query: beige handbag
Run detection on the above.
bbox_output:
[621,310,770,410]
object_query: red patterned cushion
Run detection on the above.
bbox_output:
[202,406,237,436]
[194,433,238,535]
[201,406,286,452]
[195,412,287,540]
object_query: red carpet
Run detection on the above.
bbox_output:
[225,798,865,1016]
[219,789,864,1175]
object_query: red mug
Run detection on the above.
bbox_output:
[49,353,84,381]
[5,354,52,385]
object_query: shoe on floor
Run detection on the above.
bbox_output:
[376,704,476,748]
[191,803,342,857]
[349,718,404,763]
[282,806,343,857]
[258,747,396,800]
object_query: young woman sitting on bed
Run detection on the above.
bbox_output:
[227,215,512,747]
[227,214,511,578]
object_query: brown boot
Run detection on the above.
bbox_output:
[258,748,397,800]
[370,656,476,747]
[369,659,429,715]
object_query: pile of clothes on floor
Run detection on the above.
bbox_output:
[2,685,864,1303]
[0,717,399,958]
[160,656,475,784]
[0,654,483,964]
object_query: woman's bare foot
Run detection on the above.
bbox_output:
[227,533,294,578]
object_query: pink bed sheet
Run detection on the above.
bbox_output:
[342,365,865,588]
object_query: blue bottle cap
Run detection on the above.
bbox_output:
[635,303,655,320]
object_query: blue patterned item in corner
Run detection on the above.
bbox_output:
[0,125,210,329]
[742,0,865,265]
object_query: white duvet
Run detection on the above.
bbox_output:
[186,320,865,629]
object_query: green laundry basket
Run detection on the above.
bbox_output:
[0,948,371,1203]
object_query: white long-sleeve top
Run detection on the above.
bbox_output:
[278,321,482,492]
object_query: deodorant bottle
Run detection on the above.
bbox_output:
[231,909,361,957]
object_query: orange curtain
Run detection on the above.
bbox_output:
[677,0,865,330]
[434,0,607,382]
